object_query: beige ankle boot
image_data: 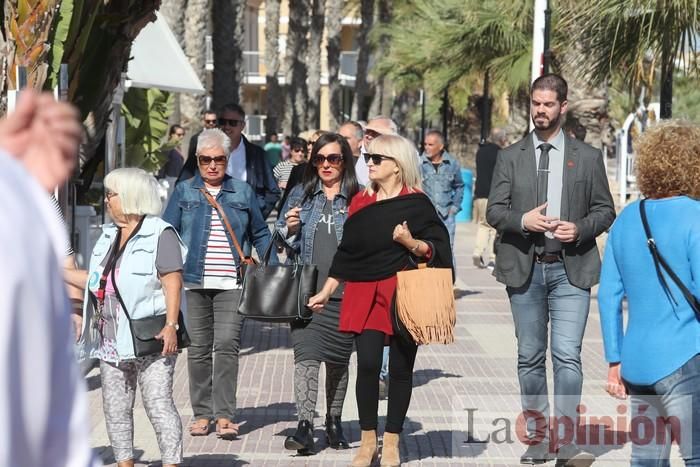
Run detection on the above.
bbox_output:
[350,429,378,466]
[380,432,400,466]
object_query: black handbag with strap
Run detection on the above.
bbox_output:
[640,199,700,318]
[237,231,318,322]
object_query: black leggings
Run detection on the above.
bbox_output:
[355,330,418,433]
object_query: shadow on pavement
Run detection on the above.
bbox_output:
[94,446,144,465]
[236,401,297,435]
[454,289,481,299]
[181,454,248,466]
[401,429,488,462]
[412,368,460,389]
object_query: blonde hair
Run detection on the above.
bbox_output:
[104,168,162,216]
[635,120,700,199]
[365,134,422,195]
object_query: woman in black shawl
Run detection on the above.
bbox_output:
[308,134,453,467]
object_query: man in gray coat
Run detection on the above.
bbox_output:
[486,74,615,467]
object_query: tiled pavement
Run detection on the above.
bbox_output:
[87,222,682,466]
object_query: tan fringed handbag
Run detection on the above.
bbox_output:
[394,263,456,345]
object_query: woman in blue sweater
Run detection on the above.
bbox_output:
[599,122,700,466]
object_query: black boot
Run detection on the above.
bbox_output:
[284,420,315,455]
[325,415,350,449]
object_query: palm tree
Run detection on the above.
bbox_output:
[564,0,700,118]
[264,0,282,136]
[351,0,375,121]
[368,0,393,117]
[306,0,326,129]
[283,0,310,136]
[181,0,210,130]
[212,0,245,106]
[325,0,344,128]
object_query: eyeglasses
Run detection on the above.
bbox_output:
[217,118,243,127]
[198,155,228,166]
[364,153,395,165]
[204,119,217,125]
[311,153,344,167]
[105,191,118,201]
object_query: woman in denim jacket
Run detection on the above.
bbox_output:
[277,133,360,455]
[162,129,274,440]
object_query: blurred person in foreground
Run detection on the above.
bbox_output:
[0,89,98,466]
[599,121,700,466]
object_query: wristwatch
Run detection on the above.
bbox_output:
[166,321,179,331]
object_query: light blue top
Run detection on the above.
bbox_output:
[598,196,700,385]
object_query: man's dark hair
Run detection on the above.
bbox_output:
[564,117,587,141]
[531,73,568,103]
[340,120,363,139]
[202,109,217,116]
[290,136,307,154]
[219,103,246,118]
[573,124,587,141]
[169,124,183,136]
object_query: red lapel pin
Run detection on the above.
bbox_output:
[567,160,575,168]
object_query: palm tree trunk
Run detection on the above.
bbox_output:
[181,0,209,130]
[159,0,187,124]
[306,0,325,130]
[659,34,673,119]
[283,0,310,136]
[368,0,392,117]
[351,0,374,121]
[325,0,343,129]
[213,0,245,106]
[264,0,282,136]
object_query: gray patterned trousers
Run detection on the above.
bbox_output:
[100,354,183,464]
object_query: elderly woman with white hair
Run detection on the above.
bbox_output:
[78,167,187,467]
[163,128,274,440]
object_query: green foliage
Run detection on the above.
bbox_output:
[672,75,700,123]
[121,88,174,172]
[46,0,74,90]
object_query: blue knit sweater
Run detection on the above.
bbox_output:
[598,196,700,385]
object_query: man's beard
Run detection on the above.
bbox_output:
[532,113,560,131]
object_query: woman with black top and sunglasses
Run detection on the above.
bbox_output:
[276,133,361,455]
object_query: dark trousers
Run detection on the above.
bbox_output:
[185,288,244,421]
[355,330,418,434]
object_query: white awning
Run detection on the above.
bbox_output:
[126,12,205,94]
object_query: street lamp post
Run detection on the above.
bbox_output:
[543,0,552,74]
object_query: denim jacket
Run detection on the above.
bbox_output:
[78,216,187,361]
[275,183,351,264]
[162,173,276,284]
[420,151,465,218]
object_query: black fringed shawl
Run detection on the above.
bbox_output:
[328,192,454,282]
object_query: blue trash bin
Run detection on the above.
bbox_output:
[455,168,473,222]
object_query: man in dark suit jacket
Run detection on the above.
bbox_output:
[177,104,280,219]
[486,74,615,467]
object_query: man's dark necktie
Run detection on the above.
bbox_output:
[535,142,560,254]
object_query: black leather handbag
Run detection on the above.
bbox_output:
[237,231,318,322]
[111,266,191,357]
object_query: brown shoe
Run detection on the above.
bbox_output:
[350,429,378,466]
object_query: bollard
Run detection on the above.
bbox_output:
[455,168,473,222]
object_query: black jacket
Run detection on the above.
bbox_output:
[177,135,280,218]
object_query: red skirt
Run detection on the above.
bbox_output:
[338,276,397,335]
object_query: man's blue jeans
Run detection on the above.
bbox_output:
[507,261,591,444]
[442,212,456,268]
[624,353,700,466]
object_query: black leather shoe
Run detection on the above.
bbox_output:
[284,420,315,455]
[554,444,594,467]
[520,442,551,464]
[325,415,350,449]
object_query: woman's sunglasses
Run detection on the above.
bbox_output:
[364,153,395,165]
[311,154,344,167]
[198,155,228,166]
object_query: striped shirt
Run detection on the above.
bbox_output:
[273,160,298,184]
[199,189,240,290]
[49,195,74,256]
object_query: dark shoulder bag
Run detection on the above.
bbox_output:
[640,199,700,318]
[237,230,318,322]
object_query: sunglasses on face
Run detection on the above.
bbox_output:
[105,191,118,200]
[198,155,228,166]
[217,118,243,127]
[311,153,344,167]
[204,119,217,125]
[364,153,395,165]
